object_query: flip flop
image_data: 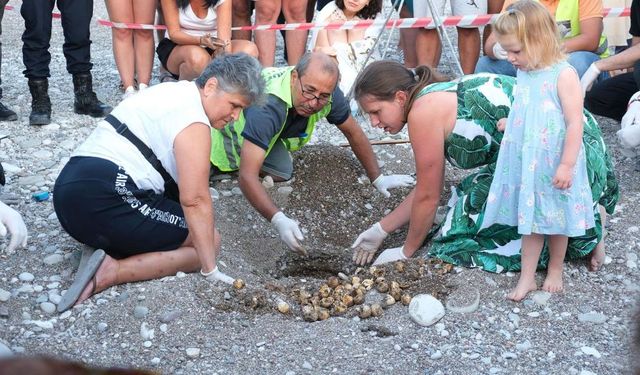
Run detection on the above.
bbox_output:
[57,249,106,313]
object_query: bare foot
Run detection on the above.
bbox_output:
[507,278,538,302]
[542,268,564,293]
[587,241,605,272]
[75,255,119,306]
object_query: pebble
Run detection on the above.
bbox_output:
[516,340,532,351]
[231,187,243,196]
[133,305,149,319]
[527,312,540,318]
[49,294,61,305]
[501,352,517,359]
[186,348,200,358]
[160,324,168,332]
[151,357,161,365]
[143,341,152,348]
[18,272,34,282]
[577,312,607,324]
[176,272,187,278]
[512,308,520,314]
[430,350,443,359]
[410,343,419,349]
[408,294,445,326]
[160,310,182,323]
[302,361,313,370]
[579,371,597,375]
[43,254,64,265]
[531,291,552,305]
[0,306,8,318]
[394,344,401,351]
[580,346,601,358]
[262,176,274,188]
[445,286,480,314]
[40,302,56,314]
[489,367,502,374]
[97,322,108,332]
[18,175,45,186]
[277,186,293,196]
[140,322,155,340]
[0,289,10,302]
[224,292,232,300]
[626,260,637,268]
[209,188,220,200]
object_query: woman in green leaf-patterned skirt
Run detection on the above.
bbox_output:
[350,61,618,272]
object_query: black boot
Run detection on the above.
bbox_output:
[72,73,112,118]
[0,101,17,122]
[28,78,52,125]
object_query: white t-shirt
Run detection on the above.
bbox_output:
[73,81,211,193]
[170,0,226,38]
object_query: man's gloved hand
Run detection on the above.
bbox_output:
[618,91,640,157]
[580,63,601,94]
[372,174,415,198]
[201,265,235,284]
[0,201,27,252]
[271,211,308,256]
[492,42,508,60]
[372,246,408,265]
[351,222,388,265]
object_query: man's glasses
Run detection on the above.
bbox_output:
[297,76,331,105]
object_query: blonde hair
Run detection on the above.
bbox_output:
[493,0,565,70]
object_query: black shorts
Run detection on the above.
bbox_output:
[156,38,215,79]
[53,157,189,259]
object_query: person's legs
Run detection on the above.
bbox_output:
[584,72,637,121]
[398,5,418,68]
[543,234,567,293]
[132,0,156,87]
[567,51,601,79]
[166,45,212,80]
[232,0,253,41]
[474,56,517,75]
[0,0,16,121]
[106,0,136,90]
[457,28,481,74]
[587,205,607,271]
[261,140,294,181]
[231,39,259,58]
[414,0,445,67]
[483,0,504,50]
[282,0,308,65]
[255,0,282,67]
[508,233,543,301]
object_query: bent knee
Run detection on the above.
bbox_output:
[186,48,212,72]
[233,40,259,58]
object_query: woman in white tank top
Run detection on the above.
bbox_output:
[158,0,259,80]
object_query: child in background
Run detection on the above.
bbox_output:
[482,0,596,301]
[311,0,382,98]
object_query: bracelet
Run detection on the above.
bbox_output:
[200,266,217,277]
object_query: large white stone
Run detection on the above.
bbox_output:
[408,294,445,326]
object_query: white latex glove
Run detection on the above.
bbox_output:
[0,201,27,252]
[271,211,307,256]
[201,266,234,285]
[618,92,640,157]
[372,174,415,198]
[580,63,601,94]
[492,42,508,60]
[372,246,408,265]
[351,222,388,265]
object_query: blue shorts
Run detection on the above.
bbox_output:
[53,157,189,259]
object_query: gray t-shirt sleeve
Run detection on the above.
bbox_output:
[326,86,351,126]
[241,95,288,151]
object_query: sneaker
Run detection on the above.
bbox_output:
[122,86,136,101]
[138,83,149,91]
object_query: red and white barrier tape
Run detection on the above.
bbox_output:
[95,7,631,31]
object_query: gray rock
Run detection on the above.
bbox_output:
[43,254,64,265]
[133,305,149,319]
[277,186,293,196]
[185,348,200,358]
[302,361,313,370]
[516,340,532,351]
[430,350,443,359]
[33,150,53,159]
[18,175,45,186]
[445,286,480,313]
[577,312,607,324]
[159,310,182,323]
[580,346,601,358]
[0,289,10,302]
[531,291,552,305]
[40,302,56,314]
[97,322,108,332]
[408,294,445,327]
[35,294,48,303]
[502,352,518,359]
[18,272,34,282]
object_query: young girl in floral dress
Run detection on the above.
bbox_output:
[482,0,596,301]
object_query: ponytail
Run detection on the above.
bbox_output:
[354,61,449,120]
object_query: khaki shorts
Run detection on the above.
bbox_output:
[413,0,488,29]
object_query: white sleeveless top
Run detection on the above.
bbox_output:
[73,81,211,193]
[171,0,226,38]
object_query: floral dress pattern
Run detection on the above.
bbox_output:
[418,74,619,272]
[482,63,596,237]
